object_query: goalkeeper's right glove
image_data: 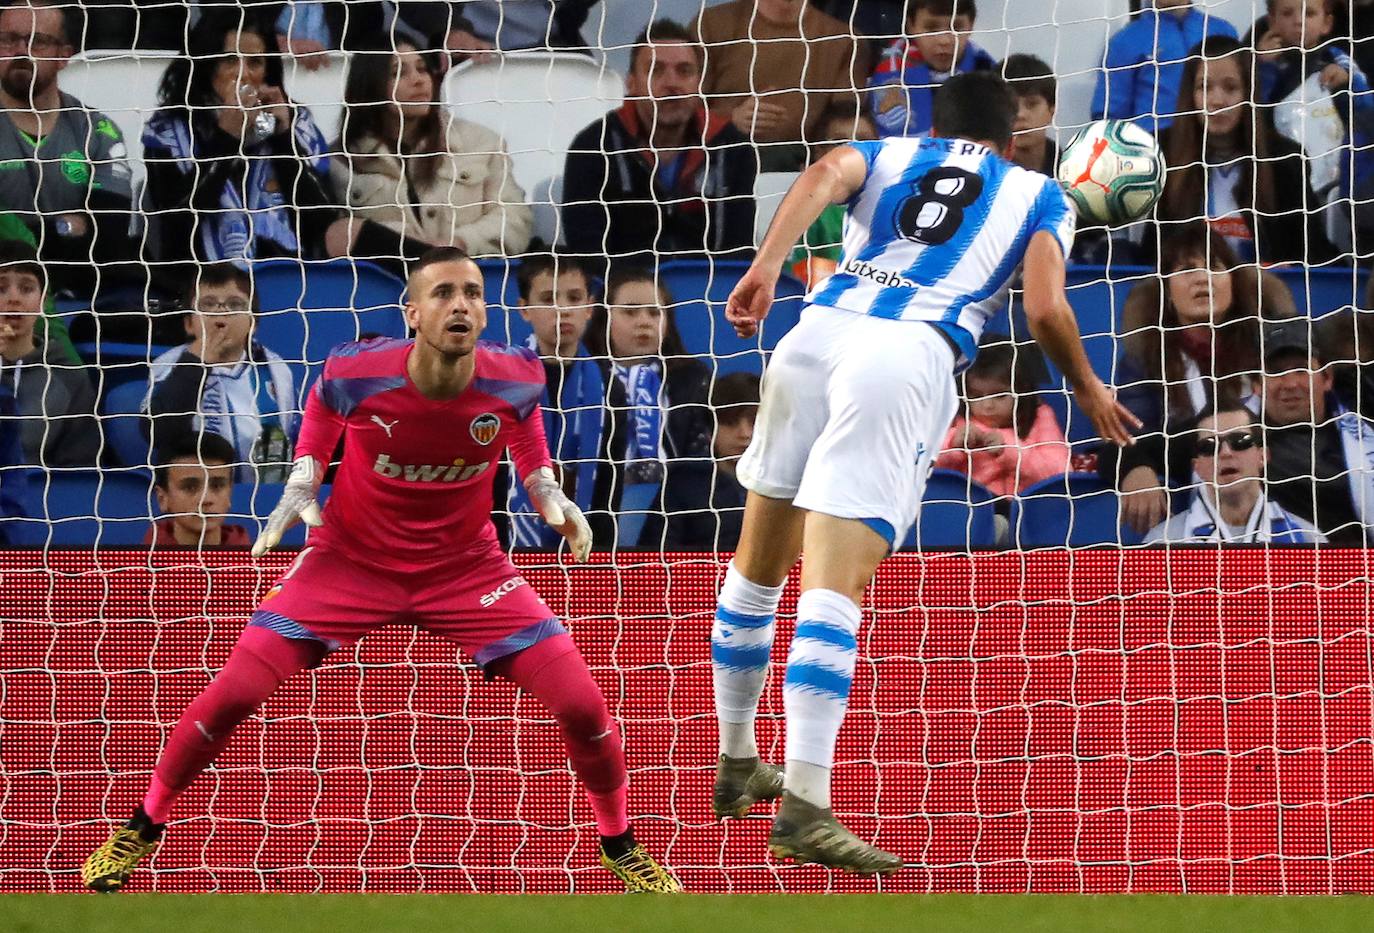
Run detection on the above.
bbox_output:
[251,455,324,557]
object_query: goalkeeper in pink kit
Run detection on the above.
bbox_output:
[82,249,680,894]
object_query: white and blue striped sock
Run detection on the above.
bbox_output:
[782,588,861,809]
[712,562,785,759]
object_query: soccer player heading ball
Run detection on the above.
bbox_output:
[710,72,1140,873]
[83,249,680,894]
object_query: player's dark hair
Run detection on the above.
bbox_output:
[711,372,761,426]
[1000,53,1057,109]
[0,239,46,291]
[586,264,692,375]
[153,431,238,490]
[516,254,594,302]
[909,0,977,23]
[629,18,702,75]
[965,336,1045,439]
[183,261,256,311]
[408,246,476,289]
[931,71,1015,149]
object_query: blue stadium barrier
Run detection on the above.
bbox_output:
[230,482,331,547]
[252,259,409,406]
[7,470,154,547]
[904,468,1000,549]
[1009,471,1143,548]
[101,379,152,468]
[476,258,807,375]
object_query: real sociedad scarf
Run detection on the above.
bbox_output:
[142,108,329,261]
[613,361,665,547]
[1179,488,1315,544]
[508,339,606,548]
[1335,404,1374,543]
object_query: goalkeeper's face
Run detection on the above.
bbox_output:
[405,257,487,358]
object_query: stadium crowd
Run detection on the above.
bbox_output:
[0,0,1372,549]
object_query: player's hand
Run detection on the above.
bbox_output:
[251,456,324,557]
[524,466,592,561]
[1074,377,1140,448]
[1120,464,1168,536]
[725,267,777,339]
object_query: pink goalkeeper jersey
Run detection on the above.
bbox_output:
[295,338,552,573]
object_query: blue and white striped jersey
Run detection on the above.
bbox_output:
[807,136,1075,368]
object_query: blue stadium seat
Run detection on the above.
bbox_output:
[1009,471,1142,548]
[7,470,155,547]
[904,468,1000,550]
[230,482,332,547]
[251,259,409,406]
[475,258,806,376]
[101,379,152,468]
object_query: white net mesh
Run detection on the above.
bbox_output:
[1,0,1373,894]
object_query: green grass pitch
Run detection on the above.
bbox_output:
[3,894,1372,933]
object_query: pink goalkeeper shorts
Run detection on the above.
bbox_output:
[248,540,566,669]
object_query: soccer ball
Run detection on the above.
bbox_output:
[1056,119,1166,227]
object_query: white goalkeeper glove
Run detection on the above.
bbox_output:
[251,456,324,557]
[523,466,592,562]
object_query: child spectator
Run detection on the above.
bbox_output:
[0,241,99,467]
[585,265,712,547]
[1144,401,1324,544]
[146,431,252,549]
[1101,222,1285,535]
[934,338,1069,497]
[1154,36,1332,266]
[867,0,994,138]
[1002,53,1058,176]
[664,372,759,551]
[334,39,532,258]
[146,263,297,482]
[1092,0,1238,136]
[507,255,604,549]
[1254,0,1374,257]
[787,111,878,287]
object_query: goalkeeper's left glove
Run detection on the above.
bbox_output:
[523,466,592,561]
[251,456,324,557]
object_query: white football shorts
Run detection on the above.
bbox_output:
[736,305,959,547]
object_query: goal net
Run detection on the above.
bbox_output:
[1,0,1373,894]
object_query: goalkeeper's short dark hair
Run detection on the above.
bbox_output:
[1001,53,1057,109]
[932,71,1016,150]
[153,431,239,490]
[516,254,594,302]
[409,246,475,287]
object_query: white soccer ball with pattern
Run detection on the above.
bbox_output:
[1056,119,1166,227]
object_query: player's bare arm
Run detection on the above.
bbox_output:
[1021,230,1140,448]
[726,145,869,338]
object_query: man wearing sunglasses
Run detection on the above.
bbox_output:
[1144,401,1324,544]
[1255,319,1374,545]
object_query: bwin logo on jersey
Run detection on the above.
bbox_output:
[373,453,491,482]
[470,413,501,445]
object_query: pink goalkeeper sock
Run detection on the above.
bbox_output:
[141,774,176,824]
[585,782,630,837]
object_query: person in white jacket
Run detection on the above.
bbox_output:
[1145,401,1325,545]
[333,38,533,257]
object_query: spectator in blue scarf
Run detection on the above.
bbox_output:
[507,255,605,548]
[585,265,713,548]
